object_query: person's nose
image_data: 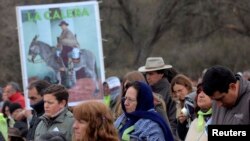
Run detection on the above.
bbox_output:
[176,92,181,97]
[198,93,204,98]
[124,99,130,106]
[73,121,78,129]
[44,103,49,109]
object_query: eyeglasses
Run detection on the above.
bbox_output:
[122,97,137,103]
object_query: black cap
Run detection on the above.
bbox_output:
[9,103,22,114]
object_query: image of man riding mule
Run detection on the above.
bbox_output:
[56,20,82,87]
[57,20,80,70]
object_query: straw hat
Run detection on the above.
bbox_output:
[138,57,172,72]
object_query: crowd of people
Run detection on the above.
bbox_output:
[0,57,250,141]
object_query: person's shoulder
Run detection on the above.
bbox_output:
[114,113,126,127]
[136,118,160,129]
[185,91,196,100]
[64,109,74,118]
[189,118,198,126]
[66,108,73,114]
[134,118,165,139]
[38,131,67,141]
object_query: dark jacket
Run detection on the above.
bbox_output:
[26,100,45,141]
[0,132,5,141]
[151,78,177,136]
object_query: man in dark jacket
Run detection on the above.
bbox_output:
[138,57,178,140]
[26,80,50,141]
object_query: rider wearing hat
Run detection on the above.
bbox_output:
[57,20,80,71]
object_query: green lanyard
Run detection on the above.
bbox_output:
[121,125,135,141]
[118,117,135,141]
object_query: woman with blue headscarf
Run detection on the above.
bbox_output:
[114,81,174,141]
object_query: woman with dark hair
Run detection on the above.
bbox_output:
[72,100,119,141]
[185,84,212,141]
[115,81,174,141]
[2,101,15,127]
[9,102,28,139]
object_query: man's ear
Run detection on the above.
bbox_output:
[159,73,164,78]
[229,83,236,90]
[59,100,67,108]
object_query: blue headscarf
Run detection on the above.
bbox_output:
[120,81,174,141]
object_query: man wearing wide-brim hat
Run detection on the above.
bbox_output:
[57,20,80,72]
[138,57,178,140]
[138,57,172,72]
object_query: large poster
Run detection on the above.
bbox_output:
[16,1,105,107]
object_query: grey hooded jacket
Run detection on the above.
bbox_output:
[211,75,250,125]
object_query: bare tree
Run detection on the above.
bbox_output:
[177,0,221,42]
[224,0,250,36]
[117,0,183,66]
[2,0,250,85]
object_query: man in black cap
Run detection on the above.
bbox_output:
[9,102,28,139]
